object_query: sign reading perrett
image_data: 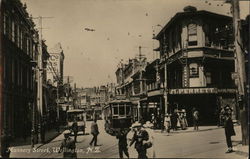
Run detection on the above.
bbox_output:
[169,88,236,94]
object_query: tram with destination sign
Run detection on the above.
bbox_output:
[103,99,134,136]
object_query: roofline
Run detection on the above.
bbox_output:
[155,10,233,39]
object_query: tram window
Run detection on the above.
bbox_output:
[119,105,125,116]
[126,106,131,115]
[113,106,118,116]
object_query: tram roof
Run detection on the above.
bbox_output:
[109,99,131,104]
[67,109,85,113]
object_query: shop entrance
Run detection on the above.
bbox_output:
[169,94,218,126]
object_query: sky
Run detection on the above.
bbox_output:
[21,0,249,88]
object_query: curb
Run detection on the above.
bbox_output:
[34,131,62,149]
[154,126,222,134]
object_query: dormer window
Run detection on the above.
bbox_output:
[188,23,198,46]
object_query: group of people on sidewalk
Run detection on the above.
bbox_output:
[150,107,199,134]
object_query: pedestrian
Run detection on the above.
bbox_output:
[192,107,199,131]
[58,130,77,158]
[71,118,78,142]
[164,114,171,134]
[116,128,129,159]
[129,121,151,159]
[56,118,60,133]
[151,114,156,129]
[224,105,236,153]
[41,119,46,143]
[179,110,187,130]
[171,109,178,131]
[89,118,99,146]
[143,121,155,158]
[1,133,11,158]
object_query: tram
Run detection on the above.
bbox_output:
[103,99,134,136]
[66,109,86,134]
[86,108,94,121]
[94,106,102,120]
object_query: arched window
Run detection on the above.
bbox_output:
[188,23,198,46]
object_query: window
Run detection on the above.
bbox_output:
[14,24,18,45]
[20,30,23,50]
[27,38,30,55]
[119,105,125,116]
[3,14,7,35]
[11,21,15,42]
[188,23,198,46]
[113,105,118,116]
[12,59,15,83]
[126,105,131,116]
[206,72,212,84]
[189,63,199,78]
[3,56,6,80]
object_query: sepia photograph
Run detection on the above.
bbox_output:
[0,0,249,158]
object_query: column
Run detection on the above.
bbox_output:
[164,63,168,114]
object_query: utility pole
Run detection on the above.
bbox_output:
[67,76,70,110]
[230,0,248,145]
[33,16,53,143]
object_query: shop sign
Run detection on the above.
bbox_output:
[169,88,217,94]
[169,88,237,94]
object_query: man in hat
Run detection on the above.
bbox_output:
[89,118,99,146]
[116,128,129,159]
[59,130,77,158]
[130,122,150,159]
[224,105,235,153]
[163,114,171,134]
[143,121,155,158]
[71,118,78,142]
[192,107,199,131]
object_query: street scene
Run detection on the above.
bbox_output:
[0,0,249,158]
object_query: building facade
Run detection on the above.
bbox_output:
[154,6,238,125]
[115,56,148,121]
[2,0,38,138]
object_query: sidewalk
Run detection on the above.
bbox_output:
[153,125,249,158]
[9,128,62,149]
[154,125,221,134]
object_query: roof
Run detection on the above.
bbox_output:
[109,99,131,104]
[155,10,232,39]
[67,109,85,113]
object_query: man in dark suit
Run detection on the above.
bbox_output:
[130,122,149,159]
[116,128,129,159]
[224,105,235,153]
[71,119,78,142]
[89,118,99,146]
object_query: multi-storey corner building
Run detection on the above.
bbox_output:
[154,6,238,125]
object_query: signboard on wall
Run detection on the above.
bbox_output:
[169,88,236,94]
